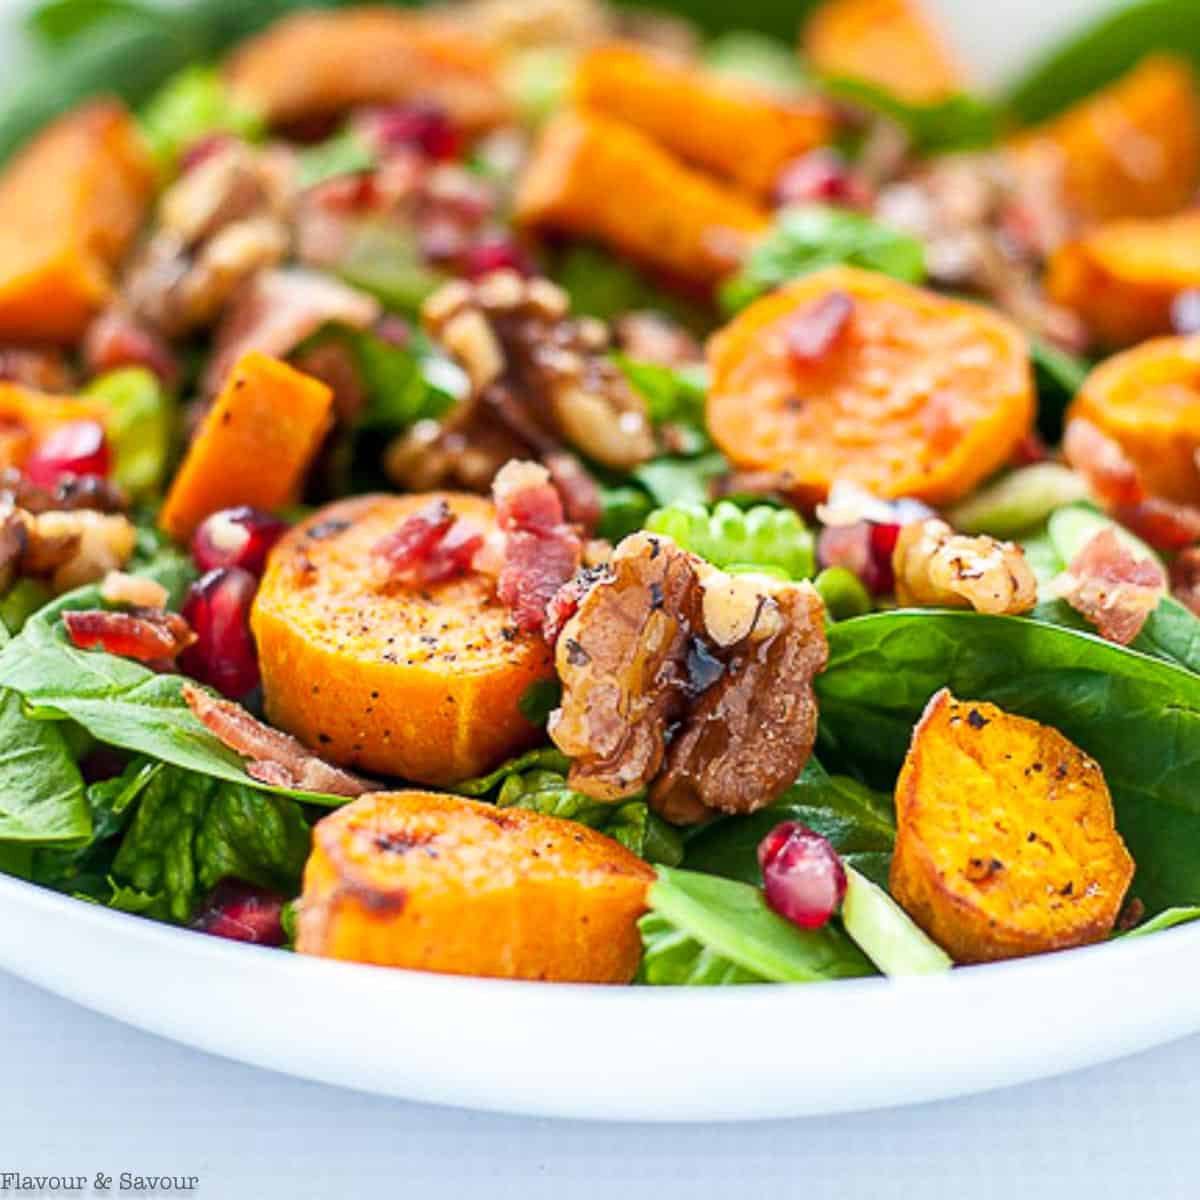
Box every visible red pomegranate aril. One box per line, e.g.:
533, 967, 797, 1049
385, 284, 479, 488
191, 506, 289, 577
758, 821, 847, 930
179, 566, 261, 700
193, 880, 287, 946
370, 103, 461, 162
774, 150, 873, 210
461, 235, 534, 280
24, 420, 110, 488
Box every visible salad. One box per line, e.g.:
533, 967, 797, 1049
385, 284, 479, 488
1, 0, 1199, 988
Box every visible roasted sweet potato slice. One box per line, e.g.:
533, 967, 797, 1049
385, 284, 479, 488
1047, 213, 1200, 348
890, 689, 1134, 963
1067, 336, 1200, 505
297, 790, 655, 981
1008, 56, 1200, 230
225, 7, 508, 133
0, 384, 109, 472
706, 266, 1034, 504
0, 100, 155, 344
252, 493, 554, 786
158, 352, 333, 542
515, 110, 768, 287
803, 0, 965, 104
574, 43, 833, 198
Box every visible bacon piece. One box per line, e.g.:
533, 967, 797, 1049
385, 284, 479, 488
544, 450, 602, 532
371, 498, 485, 585
182, 681, 375, 797
1112, 498, 1200, 553
83, 308, 180, 388
786, 290, 854, 365
492, 459, 582, 634
1171, 547, 1200, 617
63, 608, 195, 662
1054, 527, 1166, 645
204, 267, 380, 394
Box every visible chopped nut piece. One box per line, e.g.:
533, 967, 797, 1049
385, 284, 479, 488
99, 570, 170, 610
893, 517, 1038, 615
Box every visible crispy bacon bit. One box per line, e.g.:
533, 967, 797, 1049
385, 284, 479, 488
543, 569, 597, 647
492, 460, 582, 634
1053, 527, 1166, 645
1113, 498, 1200, 553
63, 608, 195, 663
1171, 547, 1200, 617
182, 681, 375, 797
787, 290, 855, 365
83, 308, 180, 388
371, 498, 485, 585
544, 450, 602, 531
893, 517, 1038, 615
549, 532, 828, 821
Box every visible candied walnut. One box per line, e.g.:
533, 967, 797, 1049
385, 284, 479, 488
0, 467, 127, 515
614, 310, 702, 368
549, 532, 828, 820
19, 509, 137, 593
1053, 527, 1165, 645
0, 506, 25, 592
99, 570, 169, 609
893, 517, 1037, 615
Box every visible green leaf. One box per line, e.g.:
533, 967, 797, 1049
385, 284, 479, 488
0, 578, 52, 635
518, 678, 561, 727
596, 484, 654, 542
86, 367, 176, 499
1121, 906, 1200, 939
1006, 0, 1200, 125
822, 77, 1001, 153
638, 867, 874, 985
720, 203, 925, 312
112, 761, 310, 924
26, 0, 151, 46
139, 63, 265, 172
1031, 337, 1090, 444
841, 865, 951, 975
0, 568, 346, 806
616, 357, 710, 443
632, 452, 729, 509
817, 609, 1200, 914
456, 746, 572, 796
702, 31, 810, 96
645, 500, 814, 579
684, 757, 895, 889
295, 125, 377, 191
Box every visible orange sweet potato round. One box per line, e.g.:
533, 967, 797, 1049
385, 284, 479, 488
252, 493, 554, 787
1046, 212, 1200, 347
890, 689, 1134, 964
706, 266, 1035, 504
225, 7, 507, 133
296, 790, 655, 982
1067, 335, 1200, 505
803, 0, 965, 104
0, 99, 155, 344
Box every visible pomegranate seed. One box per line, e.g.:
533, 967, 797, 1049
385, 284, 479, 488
774, 149, 873, 210
24, 420, 110, 488
179, 567, 261, 700
787, 290, 855, 365
461, 235, 534, 280
370, 104, 461, 161
192, 880, 286, 946
758, 821, 847, 930
191, 506, 289, 577
1172, 289, 1200, 336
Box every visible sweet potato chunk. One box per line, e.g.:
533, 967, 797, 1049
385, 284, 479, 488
574, 43, 833, 198
803, 0, 965, 104
225, 7, 507, 133
706, 266, 1034, 504
0, 384, 108, 472
252, 493, 554, 786
1067, 336, 1200, 505
297, 790, 654, 981
890, 689, 1134, 963
158, 352, 333, 542
1046, 213, 1200, 347
1008, 56, 1200, 229
0, 100, 155, 344
515, 110, 768, 287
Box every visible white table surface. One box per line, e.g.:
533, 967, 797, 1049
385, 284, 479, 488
2, 965, 1197, 1200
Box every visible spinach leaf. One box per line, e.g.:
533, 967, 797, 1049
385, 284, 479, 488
684, 758, 894, 888
821, 78, 1001, 153
721, 204, 925, 313
111, 760, 311, 923
632, 452, 728, 509
517, 678, 561, 727
456, 747, 571, 796
1121, 906, 1200, 939
1031, 337, 1090, 444
638, 867, 874, 985
596, 484, 654, 542
817, 609, 1200, 913
0, 569, 345, 806
1006, 0, 1200, 124
616, 357, 710, 450
295, 125, 377, 191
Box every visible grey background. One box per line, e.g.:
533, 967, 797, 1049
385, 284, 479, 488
2, 966, 1195, 1198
